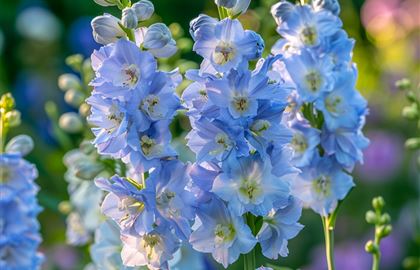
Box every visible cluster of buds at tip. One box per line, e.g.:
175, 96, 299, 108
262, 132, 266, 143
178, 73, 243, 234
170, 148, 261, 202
365, 196, 393, 254
0, 93, 21, 128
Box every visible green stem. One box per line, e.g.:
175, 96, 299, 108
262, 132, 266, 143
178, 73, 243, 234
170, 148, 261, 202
372, 214, 381, 270
244, 213, 256, 270
0, 109, 6, 153
322, 216, 336, 270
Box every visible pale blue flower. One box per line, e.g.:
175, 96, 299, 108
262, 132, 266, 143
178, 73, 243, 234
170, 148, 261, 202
141, 23, 177, 58
122, 121, 177, 173
95, 175, 156, 236
283, 49, 334, 102
186, 118, 249, 162
257, 196, 303, 259
321, 127, 370, 171
189, 196, 256, 268
291, 156, 354, 216
132, 0, 154, 21
271, 3, 342, 48
121, 226, 180, 269
90, 221, 139, 270
212, 154, 290, 216
290, 121, 321, 167
147, 160, 196, 240
91, 14, 126, 45
189, 14, 218, 42
315, 70, 367, 131
193, 18, 264, 72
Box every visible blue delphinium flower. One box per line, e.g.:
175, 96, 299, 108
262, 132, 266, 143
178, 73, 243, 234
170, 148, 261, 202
283, 49, 334, 103
121, 225, 180, 269
95, 175, 156, 236
212, 154, 290, 216
190, 196, 257, 268
291, 156, 354, 216
186, 118, 248, 163
92, 39, 157, 97
315, 70, 367, 131
271, 2, 342, 48
147, 160, 196, 240
321, 127, 369, 171
0, 153, 43, 269
193, 18, 264, 72
257, 196, 304, 259
289, 121, 321, 167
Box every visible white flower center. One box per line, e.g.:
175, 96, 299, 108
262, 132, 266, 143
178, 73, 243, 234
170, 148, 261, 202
251, 120, 271, 136
300, 26, 318, 46
214, 223, 236, 244
213, 41, 236, 65
140, 95, 162, 119
313, 175, 331, 197
291, 133, 308, 153
304, 71, 322, 93
120, 64, 140, 88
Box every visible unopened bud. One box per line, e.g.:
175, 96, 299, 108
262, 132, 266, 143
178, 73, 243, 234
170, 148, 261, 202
143, 23, 173, 49
132, 0, 154, 21
5, 135, 34, 156
65, 89, 85, 107
58, 201, 72, 214
5, 110, 21, 127
378, 225, 392, 238
215, 0, 237, 8
65, 54, 84, 71
79, 103, 91, 117
230, 0, 251, 16
405, 137, 420, 150
93, 0, 119, 7
75, 163, 104, 180
365, 240, 378, 254
312, 0, 341, 15
372, 196, 385, 211
365, 210, 377, 224
395, 78, 411, 90
122, 7, 138, 29
58, 74, 81, 92
0, 93, 15, 111
402, 104, 419, 120
91, 14, 126, 45
59, 112, 83, 133
380, 213, 391, 225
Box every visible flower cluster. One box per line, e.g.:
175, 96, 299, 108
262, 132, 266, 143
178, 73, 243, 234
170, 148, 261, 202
0, 94, 43, 269
87, 1, 204, 269
183, 2, 304, 267
270, 0, 369, 216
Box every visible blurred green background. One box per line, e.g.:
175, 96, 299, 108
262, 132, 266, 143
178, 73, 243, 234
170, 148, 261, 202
0, 0, 418, 269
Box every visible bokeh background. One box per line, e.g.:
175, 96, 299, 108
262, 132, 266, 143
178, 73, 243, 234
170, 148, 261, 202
0, 0, 419, 269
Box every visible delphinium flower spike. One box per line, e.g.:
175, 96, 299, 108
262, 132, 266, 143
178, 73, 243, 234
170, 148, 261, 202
0, 93, 44, 269
184, 1, 304, 269
86, 1, 200, 269
270, 0, 369, 269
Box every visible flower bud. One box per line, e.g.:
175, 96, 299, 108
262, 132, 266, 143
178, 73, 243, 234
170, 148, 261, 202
379, 213, 391, 225
65, 89, 85, 107
93, 0, 119, 6
215, 0, 237, 9
402, 104, 419, 120
75, 163, 104, 180
122, 7, 138, 29
378, 225, 392, 238
405, 137, 420, 150
365, 210, 377, 224
91, 14, 126, 45
58, 74, 81, 92
79, 103, 91, 117
5, 135, 34, 156
59, 112, 83, 133
395, 78, 412, 91
143, 23, 173, 49
372, 196, 385, 211
0, 93, 15, 111
65, 54, 84, 71
132, 0, 154, 21
5, 110, 21, 127
189, 14, 218, 41
365, 240, 378, 254
80, 140, 96, 155
58, 201, 72, 214
312, 0, 340, 15
230, 0, 251, 16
